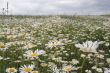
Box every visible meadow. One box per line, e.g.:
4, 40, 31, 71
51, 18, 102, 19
0, 15, 110, 73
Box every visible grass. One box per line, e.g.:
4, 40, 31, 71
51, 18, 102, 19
0, 15, 110, 73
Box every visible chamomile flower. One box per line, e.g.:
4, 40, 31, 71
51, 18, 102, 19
85, 70, 92, 73
19, 64, 34, 73
0, 42, 8, 51
7, 35, 17, 40
71, 59, 79, 65
24, 50, 45, 60
75, 41, 100, 53
107, 58, 110, 65
6, 67, 17, 73
23, 43, 36, 49
0, 56, 3, 60
104, 68, 110, 73
41, 63, 47, 67
18, 32, 30, 39
63, 65, 77, 72
46, 39, 63, 49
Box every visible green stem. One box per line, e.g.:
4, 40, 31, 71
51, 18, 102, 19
95, 57, 98, 73
81, 57, 86, 73
2, 51, 5, 73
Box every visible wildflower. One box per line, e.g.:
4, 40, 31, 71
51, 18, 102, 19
0, 56, 3, 60
96, 68, 103, 72
105, 42, 109, 46
24, 50, 45, 60
71, 59, 79, 65
19, 64, 34, 73
106, 58, 110, 65
104, 68, 110, 73
23, 43, 36, 49
75, 41, 100, 53
7, 35, 17, 40
41, 63, 47, 67
92, 66, 97, 70
85, 70, 92, 73
46, 39, 63, 49
0, 42, 8, 51
31, 71, 38, 73
18, 32, 30, 39
6, 67, 17, 73
63, 65, 76, 72
95, 54, 104, 59
81, 54, 86, 58
87, 54, 93, 58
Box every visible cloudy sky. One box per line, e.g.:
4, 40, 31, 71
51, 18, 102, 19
0, 0, 110, 15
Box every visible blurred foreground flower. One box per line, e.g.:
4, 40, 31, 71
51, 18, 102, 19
75, 41, 100, 53
104, 68, 110, 73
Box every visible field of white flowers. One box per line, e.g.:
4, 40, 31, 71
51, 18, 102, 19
0, 15, 110, 73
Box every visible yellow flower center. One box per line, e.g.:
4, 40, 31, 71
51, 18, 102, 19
65, 67, 72, 72
31, 53, 39, 57
9, 68, 15, 72
32, 71, 38, 73
51, 42, 56, 48
82, 48, 88, 52
82, 48, 93, 52
24, 68, 31, 72
0, 43, 5, 48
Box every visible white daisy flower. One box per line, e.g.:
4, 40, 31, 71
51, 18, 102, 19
75, 41, 100, 53
71, 59, 79, 65
7, 35, 17, 40
85, 70, 92, 73
19, 64, 34, 73
6, 67, 17, 73
18, 32, 30, 39
107, 58, 110, 65
23, 43, 36, 49
46, 39, 63, 49
37, 50, 46, 55
0, 56, 3, 60
0, 42, 8, 51
63, 65, 77, 72
24, 50, 45, 60
31, 71, 38, 73
104, 68, 110, 73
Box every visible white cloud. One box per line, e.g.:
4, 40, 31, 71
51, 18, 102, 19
0, 0, 110, 15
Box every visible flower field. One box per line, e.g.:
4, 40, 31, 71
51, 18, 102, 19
0, 15, 110, 73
